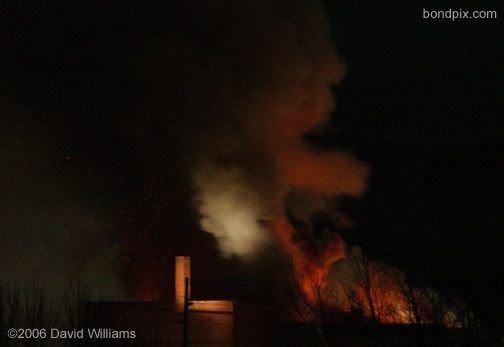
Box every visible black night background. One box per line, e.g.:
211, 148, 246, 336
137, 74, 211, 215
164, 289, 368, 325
1, 0, 502, 345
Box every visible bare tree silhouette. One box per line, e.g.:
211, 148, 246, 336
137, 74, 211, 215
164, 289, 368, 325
1, 284, 21, 346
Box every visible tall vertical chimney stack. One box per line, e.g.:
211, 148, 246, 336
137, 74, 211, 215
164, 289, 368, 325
175, 256, 191, 312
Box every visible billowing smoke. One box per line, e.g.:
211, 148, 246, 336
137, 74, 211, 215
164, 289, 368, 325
172, 2, 471, 327
193, 164, 274, 258
162, 0, 369, 297
0, 2, 473, 324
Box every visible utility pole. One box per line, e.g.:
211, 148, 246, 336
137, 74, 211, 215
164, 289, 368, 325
183, 276, 189, 347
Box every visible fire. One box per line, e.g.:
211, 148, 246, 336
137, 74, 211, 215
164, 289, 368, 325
349, 272, 411, 324
272, 216, 419, 324
271, 215, 344, 306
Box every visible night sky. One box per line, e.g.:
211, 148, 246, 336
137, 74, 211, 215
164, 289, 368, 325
1, 0, 503, 335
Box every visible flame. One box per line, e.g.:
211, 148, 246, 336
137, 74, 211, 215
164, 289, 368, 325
350, 272, 411, 324
271, 215, 344, 305
271, 217, 422, 324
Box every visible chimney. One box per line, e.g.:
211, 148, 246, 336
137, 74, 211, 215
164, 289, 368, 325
175, 256, 191, 312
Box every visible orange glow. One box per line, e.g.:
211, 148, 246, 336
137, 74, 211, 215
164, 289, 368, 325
271, 216, 417, 324
175, 256, 191, 311
191, 300, 234, 313
271, 215, 344, 306
351, 273, 411, 324
275, 147, 369, 196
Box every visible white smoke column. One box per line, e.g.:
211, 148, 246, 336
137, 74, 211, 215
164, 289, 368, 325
193, 164, 273, 258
